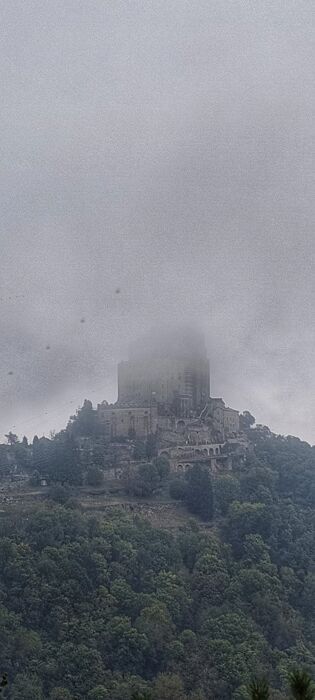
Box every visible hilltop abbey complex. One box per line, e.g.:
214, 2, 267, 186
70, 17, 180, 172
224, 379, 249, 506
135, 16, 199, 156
97, 327, 240, 447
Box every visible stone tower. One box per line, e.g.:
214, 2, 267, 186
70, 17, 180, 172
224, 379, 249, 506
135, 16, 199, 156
117, 326, 210, 418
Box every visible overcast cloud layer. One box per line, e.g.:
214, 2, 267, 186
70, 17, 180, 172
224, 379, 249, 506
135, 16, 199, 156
0, 0, 314, 443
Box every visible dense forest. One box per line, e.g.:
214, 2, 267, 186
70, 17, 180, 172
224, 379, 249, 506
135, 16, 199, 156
0, 424, 314, 698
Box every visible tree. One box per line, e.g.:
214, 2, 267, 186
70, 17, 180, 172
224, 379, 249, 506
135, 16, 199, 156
101, 616, 148, 674
243, 534, 271, 566
226, 501, 271, 555
86, 466, 104, 487
152, 673, 186, 700
87, 689, 109, 700
185, 464, 213, 520
134, 440, 147, 460
146, 433, 157, 459
136, 603, 173, 670
69, 399, 97, 437
48, 435, 83, 485
192, 552, 230, 605
240, 411, 256, 431
0, 447, 10, 479
247, 678, 270, 699
11, 441, 31, 471
169, 478, 187, 500
10, 673, 43, 699
155, 455, 170, 480
49, 689, 73, 700
91, 446, 105, 469
30, 470, 41, 486
214, 474, 240, 515
5, 431, 18, 445
288, 670, 315, 700
0, 673, 8, 696
128, 463, 159, 497
49, 484, 71, 503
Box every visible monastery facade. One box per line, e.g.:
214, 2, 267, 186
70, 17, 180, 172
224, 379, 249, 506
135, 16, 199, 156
97, 327, 240, 442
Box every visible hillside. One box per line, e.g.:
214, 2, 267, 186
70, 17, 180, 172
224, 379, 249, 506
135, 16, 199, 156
0, 425, 314, 698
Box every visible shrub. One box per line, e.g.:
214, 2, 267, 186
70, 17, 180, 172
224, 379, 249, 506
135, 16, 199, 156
169, 478, 187, 501
86, 466, 104, 487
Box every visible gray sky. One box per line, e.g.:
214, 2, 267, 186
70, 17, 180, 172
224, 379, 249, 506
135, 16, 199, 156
1, 0, 314, 443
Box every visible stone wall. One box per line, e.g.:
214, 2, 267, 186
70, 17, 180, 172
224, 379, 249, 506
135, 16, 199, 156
97, 403, 158, 439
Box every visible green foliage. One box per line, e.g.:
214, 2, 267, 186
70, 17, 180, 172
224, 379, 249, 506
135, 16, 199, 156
87, 688, 110, 700
0, 673, 8, 696
152, 673, 186, 699
32, 433, 83, 486
155, 455, 170, 480
146, 434, 158, 459
133, 440, 147, 461
288, 669, 315, 699
240, 411, 256, 431
86, 466, 104, 487
10, 673, 44, 699
5, 431, 18, 445
185, 464, 213, 520
30, 469, 41, 486
68, 399, 98, 438
247, 678, 270, 699
0, 446, 10, 479
49, 689, 74, 700
169, 477, 188, 500
214, 474, 240, 515
49, 484, 71, 503
127, 463, 160, 497
0, 426, 314, 699
226, 500, 271, 555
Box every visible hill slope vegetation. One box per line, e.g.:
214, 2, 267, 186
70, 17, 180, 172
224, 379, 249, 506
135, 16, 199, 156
0, 426, 314, 698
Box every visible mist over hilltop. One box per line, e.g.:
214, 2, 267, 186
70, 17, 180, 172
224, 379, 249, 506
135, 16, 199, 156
129, 325, 207, 361
0, 1, 314, 443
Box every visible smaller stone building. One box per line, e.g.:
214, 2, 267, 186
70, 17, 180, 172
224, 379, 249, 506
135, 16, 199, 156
201, 398, 240, 439
159, 442, 230, 475
223, 406, 240, 436
97, 402, 158, 439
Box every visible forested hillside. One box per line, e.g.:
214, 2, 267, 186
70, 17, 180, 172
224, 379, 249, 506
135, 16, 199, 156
0, 427, 314, 699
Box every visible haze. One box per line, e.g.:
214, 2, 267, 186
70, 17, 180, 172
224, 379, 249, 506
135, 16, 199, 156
1, 1, 314, 444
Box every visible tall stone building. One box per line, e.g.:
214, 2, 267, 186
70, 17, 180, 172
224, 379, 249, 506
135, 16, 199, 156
117, 327, 210, 418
